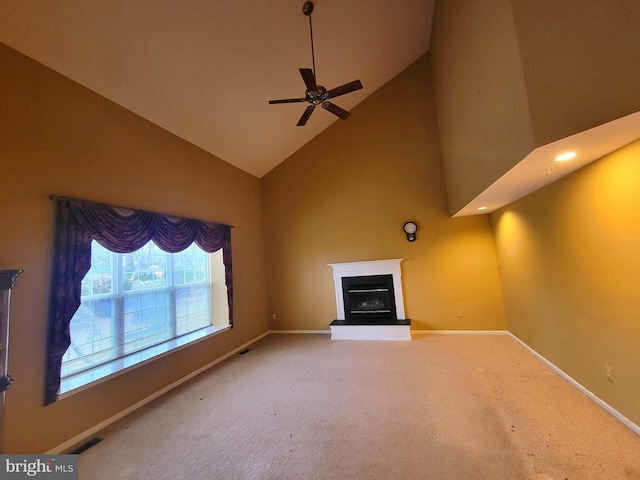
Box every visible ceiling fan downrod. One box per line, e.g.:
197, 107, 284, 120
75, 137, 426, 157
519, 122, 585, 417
303, 1, 316, 79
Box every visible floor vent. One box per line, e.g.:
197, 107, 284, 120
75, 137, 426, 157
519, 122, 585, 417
69, 437, 103, 455
239, 349, 251, 355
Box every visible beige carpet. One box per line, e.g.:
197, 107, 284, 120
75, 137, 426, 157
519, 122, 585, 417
77, 334, 640, 479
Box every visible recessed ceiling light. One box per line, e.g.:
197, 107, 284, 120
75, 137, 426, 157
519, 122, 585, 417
477, 206, 488, 211
554, 151, 577, 162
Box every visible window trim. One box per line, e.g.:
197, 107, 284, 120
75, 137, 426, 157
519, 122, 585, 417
59, 324, 230, 398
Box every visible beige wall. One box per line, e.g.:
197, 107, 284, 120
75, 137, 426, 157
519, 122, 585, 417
262, 54, 506, 332
429, 0, 535, 215
430, 0, 640, 215
492, 140, 640, 426
511, 0, 640, 147
0, 43, 268, 453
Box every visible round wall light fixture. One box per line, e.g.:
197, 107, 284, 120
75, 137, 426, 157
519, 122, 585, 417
403, 221, 418, 242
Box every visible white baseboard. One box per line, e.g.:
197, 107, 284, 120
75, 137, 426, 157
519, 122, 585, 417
411, 329, 508, 335
47, 331, 270, 454
508, 332, 640, 437
268, 329, 330, 334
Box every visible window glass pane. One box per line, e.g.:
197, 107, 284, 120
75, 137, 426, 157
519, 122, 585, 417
122, 242, 167, 292
173, 243, 208, 286
176, 285, 211, 336
62, 298, 117, 377
124, 290, 171, 354
175, 244, 210, 335
80, 243, 113, 296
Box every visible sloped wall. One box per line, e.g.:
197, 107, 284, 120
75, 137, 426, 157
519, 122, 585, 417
512, 0, 640, 147
429, 0, 535, 215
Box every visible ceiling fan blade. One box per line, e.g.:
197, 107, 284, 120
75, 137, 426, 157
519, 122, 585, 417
326, 80, 363, 99
269, 98, 307, 104
297, 104, 316, 126
299, 68, 318, 91
322, 101, 350, 120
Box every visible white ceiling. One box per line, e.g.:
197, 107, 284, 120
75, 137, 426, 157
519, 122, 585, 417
0, 0, 435, 178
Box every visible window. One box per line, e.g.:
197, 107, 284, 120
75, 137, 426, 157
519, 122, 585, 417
46, 196, 233, 404
61, 241, 219, 378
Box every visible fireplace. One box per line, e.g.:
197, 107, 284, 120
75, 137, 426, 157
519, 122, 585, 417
328, 259, 410, 341
342, 274, 397, 323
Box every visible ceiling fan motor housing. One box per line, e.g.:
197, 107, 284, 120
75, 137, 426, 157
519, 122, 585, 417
306, 86, 327, 104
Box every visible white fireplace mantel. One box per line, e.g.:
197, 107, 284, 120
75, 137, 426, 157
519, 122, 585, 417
328, 259, 406, 320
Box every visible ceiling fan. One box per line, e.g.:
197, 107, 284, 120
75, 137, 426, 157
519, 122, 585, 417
269, 1, 363, 126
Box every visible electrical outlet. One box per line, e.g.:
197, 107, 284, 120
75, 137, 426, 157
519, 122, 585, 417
272, 314, 276, 320
605, 365, 614, 383
458, 310, 464, 317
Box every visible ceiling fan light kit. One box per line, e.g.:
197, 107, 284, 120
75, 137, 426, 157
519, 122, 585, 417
269, 1, 363, 126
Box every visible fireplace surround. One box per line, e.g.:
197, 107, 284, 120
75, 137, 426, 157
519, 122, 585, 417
328, 259, 411, 341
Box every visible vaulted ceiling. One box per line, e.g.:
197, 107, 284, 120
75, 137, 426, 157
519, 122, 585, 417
0, 0, 435, 178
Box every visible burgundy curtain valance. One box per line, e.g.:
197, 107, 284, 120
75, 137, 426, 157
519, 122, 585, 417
66, 198, 231, 254
45, 196, 233, 405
